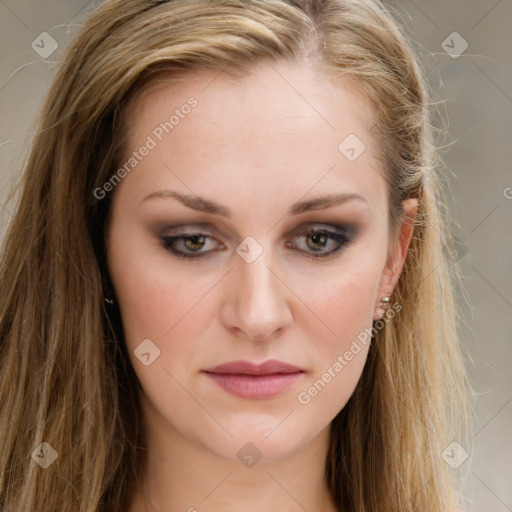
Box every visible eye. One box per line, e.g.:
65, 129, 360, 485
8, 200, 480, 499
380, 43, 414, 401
159, 232, 222, 259
159, 225, 355, 260
285, 226, 355, 259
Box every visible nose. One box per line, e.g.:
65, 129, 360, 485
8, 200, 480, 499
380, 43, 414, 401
220, 247, 293, 342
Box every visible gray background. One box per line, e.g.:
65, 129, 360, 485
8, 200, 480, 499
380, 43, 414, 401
1, 1, 511, 510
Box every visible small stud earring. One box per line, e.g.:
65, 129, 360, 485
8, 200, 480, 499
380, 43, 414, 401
104, 297, 114, 305
374, 291, 392, 320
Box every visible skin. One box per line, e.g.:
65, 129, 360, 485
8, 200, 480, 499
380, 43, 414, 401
106, 58, 417, 512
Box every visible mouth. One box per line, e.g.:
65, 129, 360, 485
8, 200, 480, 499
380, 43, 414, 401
202, 359, 305, 400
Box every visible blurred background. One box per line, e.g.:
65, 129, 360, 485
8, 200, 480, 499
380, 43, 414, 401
0, 1, 511, 510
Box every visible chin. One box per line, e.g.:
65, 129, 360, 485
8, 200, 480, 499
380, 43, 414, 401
199, 415, 319, 465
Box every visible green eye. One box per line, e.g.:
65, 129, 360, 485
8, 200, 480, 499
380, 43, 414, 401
159, 226, 355, 260
285, 228, 354, 258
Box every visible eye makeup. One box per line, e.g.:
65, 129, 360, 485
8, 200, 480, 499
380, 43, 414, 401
158, 223, 357, 261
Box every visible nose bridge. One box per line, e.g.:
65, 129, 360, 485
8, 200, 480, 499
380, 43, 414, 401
239, 249, 275, 300
228, 242, 291, 340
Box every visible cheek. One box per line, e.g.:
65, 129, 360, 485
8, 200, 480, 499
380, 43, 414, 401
291, 268, 380, 415
107, 245, 212, 413
107, 223, 211, 348
296, 265, 380, 353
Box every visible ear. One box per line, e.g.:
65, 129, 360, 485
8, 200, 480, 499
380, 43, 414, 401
374, 198, 418, 321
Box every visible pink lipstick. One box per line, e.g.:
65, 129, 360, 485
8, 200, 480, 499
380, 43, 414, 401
202, 359, 305, 400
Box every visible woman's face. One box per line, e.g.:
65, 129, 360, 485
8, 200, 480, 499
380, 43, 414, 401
106, 60, 415, 463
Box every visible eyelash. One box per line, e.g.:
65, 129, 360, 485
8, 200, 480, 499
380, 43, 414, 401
159, 226, 355, 260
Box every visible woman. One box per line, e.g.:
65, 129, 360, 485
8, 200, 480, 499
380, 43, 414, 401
0, 0, 474, 510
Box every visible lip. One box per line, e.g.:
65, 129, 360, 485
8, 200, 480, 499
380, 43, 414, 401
202, 359, 305, 399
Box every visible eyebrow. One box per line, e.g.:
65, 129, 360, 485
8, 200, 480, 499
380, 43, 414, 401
141, 190, 368, 218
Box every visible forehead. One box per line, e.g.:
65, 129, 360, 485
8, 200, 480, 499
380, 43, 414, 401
127, 60, 377, 136
118, 60, 384, 209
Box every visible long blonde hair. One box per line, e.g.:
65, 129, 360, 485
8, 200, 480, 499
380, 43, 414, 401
0, 0, 475, 510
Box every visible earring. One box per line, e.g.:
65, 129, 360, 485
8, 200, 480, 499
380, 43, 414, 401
104, 297, 114, 305
375, 290, 392, 320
